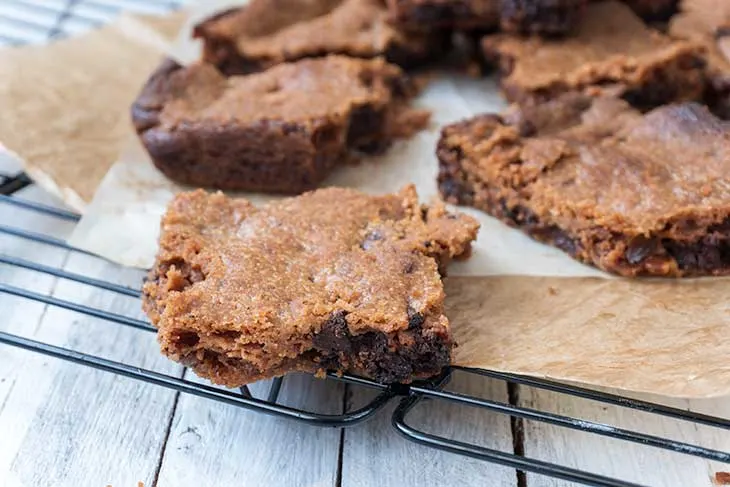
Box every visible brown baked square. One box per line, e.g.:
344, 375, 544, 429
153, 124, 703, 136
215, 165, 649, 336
482, 0, 706, 108
132, 55, 429, 194
437, 93, 730, 277
142, 186, 480, 387
670, 0, 730, 117
193, 0, 447, 75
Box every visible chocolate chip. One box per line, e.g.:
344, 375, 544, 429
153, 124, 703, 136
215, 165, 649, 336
709, 217, 730, 233
438, 176, 473, 204
553, 231, 577, 256
626, 236, 659, 264
517, 118, 537, 137
404, 260, 416, 274
716, 26, 730, 39
173, 330, 200, 348
500, 200, 540, 226
313, 311, 450, 384
313, 311, 352, 354
348, 105, 387, 153
666, 241, 724, 270
407, 312, 425, 330
662, 231, 730, 271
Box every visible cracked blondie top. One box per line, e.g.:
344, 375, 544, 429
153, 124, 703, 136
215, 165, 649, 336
438, 93, 730, 277
193, 0, 446, 75
132, 56, 429, 193
670, 0, 730, 117
483, 1, 706, 108
143, 186, 479, 386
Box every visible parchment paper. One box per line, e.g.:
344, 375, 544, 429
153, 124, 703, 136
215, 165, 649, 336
8, 3, 730, 397
0, 10, 187, 211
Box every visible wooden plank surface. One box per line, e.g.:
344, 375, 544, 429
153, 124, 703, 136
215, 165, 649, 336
155, 373, 344, 487
8, 245, 181, 487
0, 177, 76, 487
519, 385, 730, 486
0, 171, 183, 487
342, 370, 517, 487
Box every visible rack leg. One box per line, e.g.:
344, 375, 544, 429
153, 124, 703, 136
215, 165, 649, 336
267, 377, 284, 403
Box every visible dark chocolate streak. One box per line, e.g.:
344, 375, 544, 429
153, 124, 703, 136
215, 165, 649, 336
663, 219, 730, 271
437, 167, 730, 275
716, 26, 730, 39
500, 199, 730, 274
312, 311, 450, 383
637, 0, 677, 22
395, 0, 495, 29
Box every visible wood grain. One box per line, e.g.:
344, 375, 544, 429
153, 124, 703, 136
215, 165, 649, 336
0, 175, 181, 487
8, 249, 182, 487
341, 370, 517, 487
155, 373, 344, 487
0, 181, 75, 487
519, 385, 730, 486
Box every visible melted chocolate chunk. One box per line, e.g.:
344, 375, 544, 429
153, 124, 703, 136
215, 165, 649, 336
312, 310, 449, 383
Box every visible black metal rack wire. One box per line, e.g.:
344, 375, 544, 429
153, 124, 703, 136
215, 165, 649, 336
0, 0, 183, 46
1, 2, 730, 487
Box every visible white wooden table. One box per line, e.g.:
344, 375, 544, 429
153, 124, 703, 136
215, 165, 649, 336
2, 152, 730, 487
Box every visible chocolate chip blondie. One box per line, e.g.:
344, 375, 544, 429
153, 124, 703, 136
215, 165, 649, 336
143, 186, 479, 386
132, 55, 429, 193
670, 0, 730, 117
483, 1, 706, 108
438, 93, 730, 277
193, 0, 446, 75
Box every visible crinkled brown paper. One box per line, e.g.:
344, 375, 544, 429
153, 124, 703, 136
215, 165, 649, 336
0, 10, 187, 211
3, 2, 730, 397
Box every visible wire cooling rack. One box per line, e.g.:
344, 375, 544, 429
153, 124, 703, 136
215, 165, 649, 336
0, 0, 183, 45
2, 188, 730, 487
1, 2, 730, 487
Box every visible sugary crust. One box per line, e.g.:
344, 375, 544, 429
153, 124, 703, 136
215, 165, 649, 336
483, 1, 706, 108
131, 56, 429, 193
193, 0, 447, 75
437, 94, 730, 277
142, 186, 480, 386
